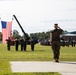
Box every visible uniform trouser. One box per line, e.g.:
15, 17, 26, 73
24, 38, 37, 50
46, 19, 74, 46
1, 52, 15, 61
21, 45, 23, 51
15, 45, 18, 51
31, 44, 34, 51
7, 45, 10, 51
51, 41, 60, 60
24, 45, 27, 51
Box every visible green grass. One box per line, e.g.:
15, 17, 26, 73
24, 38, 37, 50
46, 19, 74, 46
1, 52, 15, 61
0, 43, 76, 75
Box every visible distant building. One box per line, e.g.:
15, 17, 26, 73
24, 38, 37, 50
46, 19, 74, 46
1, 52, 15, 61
61, 33, 76, 40
61, 31, 76, 39
61, 32, 76, 46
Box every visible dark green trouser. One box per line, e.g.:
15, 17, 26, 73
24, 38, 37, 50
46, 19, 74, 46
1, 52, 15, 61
7, 44, 10, 51
51, 41, 60, 60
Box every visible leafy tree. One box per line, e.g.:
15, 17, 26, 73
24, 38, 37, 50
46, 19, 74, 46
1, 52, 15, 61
22, 33, 30, 40
30, 33, 39, 40
30, 31, 50, 41
12, 30, 21, 39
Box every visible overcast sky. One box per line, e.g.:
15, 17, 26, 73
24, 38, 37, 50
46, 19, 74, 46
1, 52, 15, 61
0, 0, 76, 35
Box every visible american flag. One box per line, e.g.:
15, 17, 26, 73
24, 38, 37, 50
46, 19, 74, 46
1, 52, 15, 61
1, 21, 12, 43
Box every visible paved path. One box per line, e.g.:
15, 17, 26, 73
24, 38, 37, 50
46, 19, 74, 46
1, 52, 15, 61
10, 61, 76, 75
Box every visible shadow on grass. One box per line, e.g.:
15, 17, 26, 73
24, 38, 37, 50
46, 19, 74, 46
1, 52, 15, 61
4, 72, 61, 75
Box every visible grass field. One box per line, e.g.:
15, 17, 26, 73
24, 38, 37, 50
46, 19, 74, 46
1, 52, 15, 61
0, 43, 76, 75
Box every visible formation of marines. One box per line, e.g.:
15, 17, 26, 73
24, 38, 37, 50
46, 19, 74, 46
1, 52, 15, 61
6, 37, 35, 51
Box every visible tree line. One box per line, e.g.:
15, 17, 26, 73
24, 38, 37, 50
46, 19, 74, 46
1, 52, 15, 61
0, 30, 68, 41
0, 30, 51, 41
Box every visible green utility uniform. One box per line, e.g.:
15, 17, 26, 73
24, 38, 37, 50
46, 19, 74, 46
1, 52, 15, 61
51, 28, 63, 62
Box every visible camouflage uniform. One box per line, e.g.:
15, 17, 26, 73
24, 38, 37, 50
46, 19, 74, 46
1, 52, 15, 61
51, 28, 63, 62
